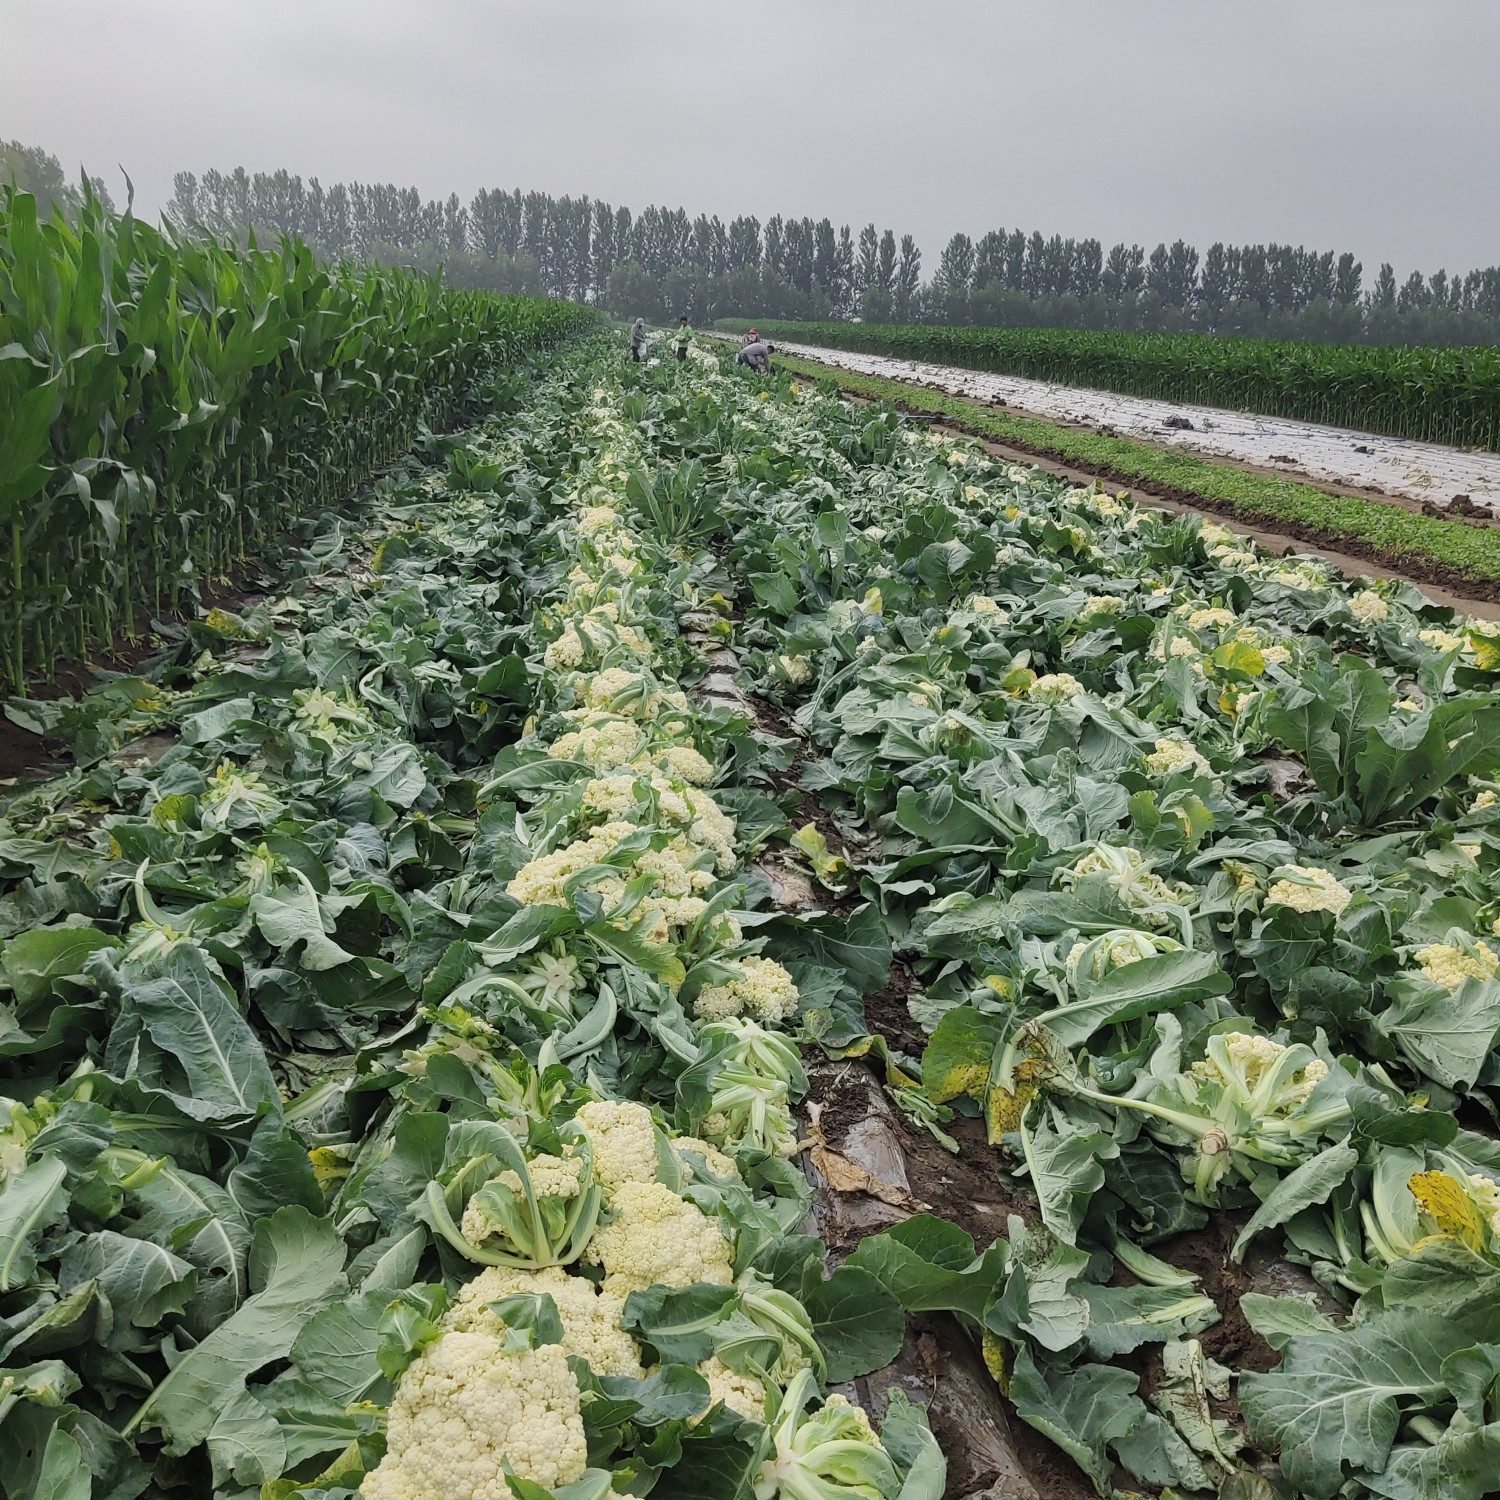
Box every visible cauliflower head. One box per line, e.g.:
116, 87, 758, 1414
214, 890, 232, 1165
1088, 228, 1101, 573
361, 1331, 586, 1500
583, 1180, 735, 1296
576, 1099, 660, 1194
446, 1264, 643, 1379
698, 1355, 767, 1423
692, 957, 801, 1025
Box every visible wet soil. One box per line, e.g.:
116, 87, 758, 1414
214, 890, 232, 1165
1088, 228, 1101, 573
811, 1058, 1032, 1255
1166, 1219, 1279, 1377
863, 961, 929, 1060
0, 573, 276, 783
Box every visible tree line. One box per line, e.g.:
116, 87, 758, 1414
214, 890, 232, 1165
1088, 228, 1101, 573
166, 165, 1500, 347
8, 141, 1497, 348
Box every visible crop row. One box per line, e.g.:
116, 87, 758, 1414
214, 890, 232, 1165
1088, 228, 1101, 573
719, 318, 1500, 451
0, 342, 952, 1499
775, 352, 1500, 588
0, 189, 594, 698
5, 334, 1500, 1498
686, 357, 1500, 1499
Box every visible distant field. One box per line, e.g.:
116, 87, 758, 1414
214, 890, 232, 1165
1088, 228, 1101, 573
718, 319, 1500, 450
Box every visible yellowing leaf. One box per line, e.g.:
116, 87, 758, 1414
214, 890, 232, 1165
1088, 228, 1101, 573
1211, 640, 1266, 678
787, 823, 851, 888
985, 1081, 1036, 1144
982, 1328, 1009, 1392
1409, 1170, 1487, 1250
308, 1147, 350, 1194
922, 1005, 1002, 1107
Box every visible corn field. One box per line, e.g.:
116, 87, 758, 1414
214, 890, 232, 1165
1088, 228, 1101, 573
725, 320, 1500, 451
0, 188, 593, 696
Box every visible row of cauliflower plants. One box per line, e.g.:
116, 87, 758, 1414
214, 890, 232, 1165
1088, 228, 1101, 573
596, 349, 1500, 1500
0, 344, 943, 1499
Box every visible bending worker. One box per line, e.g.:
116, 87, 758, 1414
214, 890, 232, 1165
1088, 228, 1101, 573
736, 338, 773, 374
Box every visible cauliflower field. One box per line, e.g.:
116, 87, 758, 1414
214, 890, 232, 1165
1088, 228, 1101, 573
2, 334, 1500, 1500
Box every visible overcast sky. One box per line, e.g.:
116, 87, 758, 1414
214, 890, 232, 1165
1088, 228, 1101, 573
6, 0, 1496, 277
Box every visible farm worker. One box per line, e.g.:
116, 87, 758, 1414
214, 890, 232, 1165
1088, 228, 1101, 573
741, 326, 760, 347
736, 339, 772, 374
629, 317, 647, 362
675, 316, 692, 362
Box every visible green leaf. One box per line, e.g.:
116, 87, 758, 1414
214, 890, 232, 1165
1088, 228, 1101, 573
1046, 948, 1229, 1047
0, 1154, 69, 1292
1019, 1105, 1116, 1246
588, 1365, 711, 1429
881, 1390, 947, 1500
801, 1266, 905, 1383
1239, 1294, 1339, 1351
256, 1375, 384, 1472
1231, 1141, 1359, 1261
252, 883, 354, 971
31, 1423, 91, 1500
622, 1283, 738, 1365
1372, 1419, 1500, 1500
110, 945, 280, 1120
126, 1206, 347, 1452
376, 1284, 450, 1381
179, 696, 257, 746
986, 1218, 1090, 1353
1239, 1309, 1484, 1498
291, 1291, 392, 1404
206, 1385, 287, 1490
1382, 977, 1500, 1089
0, 926, 118, 1011
845, 1215, 1007, 1321
1008, 1347, 1143, 1494
475, 903, 579, 964
1077, 1283, 1219, 1358
489, 1292, 564, 1352
57, 1230, 196, 1338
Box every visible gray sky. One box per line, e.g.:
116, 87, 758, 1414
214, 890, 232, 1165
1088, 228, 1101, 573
6, 0, 1497, 277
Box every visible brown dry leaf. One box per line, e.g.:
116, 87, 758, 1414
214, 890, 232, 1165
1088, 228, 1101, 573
805, 1104, 918, 1209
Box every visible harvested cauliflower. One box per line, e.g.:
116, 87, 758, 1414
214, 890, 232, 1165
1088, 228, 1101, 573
1413, 935, 1499, 991
671, 1135, 741, 1183
699, 1355, 766, 1422
361, 1332, 585, 1500
446, 1265, 643, 1379
576, 1099, 659, 1193
584, 1180, 735, 1296
460, 1155, 584, 1247
1143, 738, 1211, 778
1264, 865, 1352, 916
692, 957, 800, 1024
